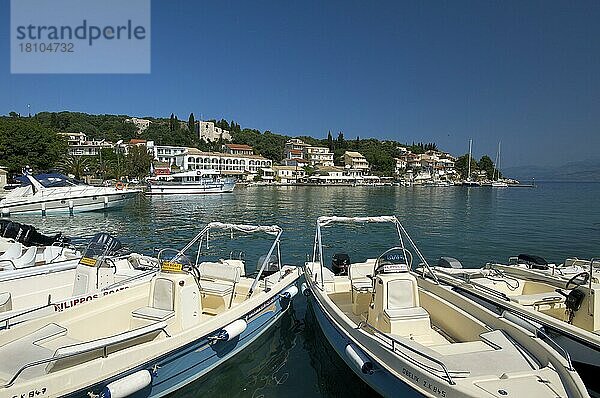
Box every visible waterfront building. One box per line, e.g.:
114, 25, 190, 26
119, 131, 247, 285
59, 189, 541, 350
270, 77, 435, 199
304, 146, 334, 167
394, 157, 407, 175
272, 165, 306, 184
343, 151, 369, 176
125, 117, 151, 132
223, 143, 253, 156
284, 138, 309, 159
282, 157, 308, 168
152, 145, 187, 165
58, 132, 114, 156
309, 166, 353, 184
196, 120, 232, 142
174, 148, 272, 181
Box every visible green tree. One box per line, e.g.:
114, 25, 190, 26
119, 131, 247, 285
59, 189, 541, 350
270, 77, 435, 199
188, 113, 195, 133
60, 155, 89, 180
327, 131, 333, 150
478, 155, 495, 180
455, 154, 478, 180
126, 146, 153, 179
169, 113, 175, 131
0, 117, 66, 173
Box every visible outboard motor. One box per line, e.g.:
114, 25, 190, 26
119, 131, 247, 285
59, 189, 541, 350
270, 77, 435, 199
83, 233, 123, 259
257, 254, 279, 277
0, 220, 68, 246
518, 254, 548, 270
437, 257, 463, 269
332, 253, 350, 276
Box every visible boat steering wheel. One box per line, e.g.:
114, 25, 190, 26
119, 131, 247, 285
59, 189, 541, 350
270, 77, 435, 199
374, 247, 412, 275
556, 271, 589, 298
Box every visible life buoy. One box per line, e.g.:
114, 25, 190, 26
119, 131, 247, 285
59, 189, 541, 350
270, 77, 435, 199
115, 182, 125, 190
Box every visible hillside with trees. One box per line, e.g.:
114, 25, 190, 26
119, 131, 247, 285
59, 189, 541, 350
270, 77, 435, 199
1, 110, 499, 180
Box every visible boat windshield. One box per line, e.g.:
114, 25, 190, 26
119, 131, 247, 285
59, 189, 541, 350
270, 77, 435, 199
16, 173, 80, 188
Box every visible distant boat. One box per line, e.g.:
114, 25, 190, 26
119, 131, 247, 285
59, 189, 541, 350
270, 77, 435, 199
0, 173, 140, 216
462, 139, 480, 186
491, 142, 508, 187
146, 170, 235, 195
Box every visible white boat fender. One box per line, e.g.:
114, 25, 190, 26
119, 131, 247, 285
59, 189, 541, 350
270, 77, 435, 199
101, 369, 152, 398
301, 282, 311, 296
345, 343, 374, 374
279, 285, 298, 300
215, 319, 247, 341
502, 310, 544, 335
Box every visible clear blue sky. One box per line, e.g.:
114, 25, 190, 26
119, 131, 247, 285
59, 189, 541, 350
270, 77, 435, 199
2, 0, 599, 167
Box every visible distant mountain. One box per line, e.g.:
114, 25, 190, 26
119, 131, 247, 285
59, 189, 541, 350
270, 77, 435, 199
503, 159, 600, 182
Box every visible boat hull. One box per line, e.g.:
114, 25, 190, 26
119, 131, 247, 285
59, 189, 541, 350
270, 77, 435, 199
307, 296, 425, 398
0, 192, 138, 216
146, 182, 235, 195
455, 286, 600, 395
60, 279, 298, 398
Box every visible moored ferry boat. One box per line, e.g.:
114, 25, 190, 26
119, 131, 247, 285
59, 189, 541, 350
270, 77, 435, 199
146, 170, 235, 195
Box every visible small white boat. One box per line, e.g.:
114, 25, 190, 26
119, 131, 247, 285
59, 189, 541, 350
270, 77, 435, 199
0, 233, 158, 328
303, 216, 588, 398
146, 170, 235, 195
0, 173, 140, 216
433, 257, 600, 395
0, 222, 300, 397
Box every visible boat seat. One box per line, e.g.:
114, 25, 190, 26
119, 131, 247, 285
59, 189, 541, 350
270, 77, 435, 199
219, 259, 245, 276
46, 322, 167, 373
384, 307, 429, 320
0, 292, 11, 312
0, 242, 22, 261
509, 292, 565, 306
351, 279, 372, 291
198, 262, 240, 296
0, 323, 67, 381
132, 278, 175, 322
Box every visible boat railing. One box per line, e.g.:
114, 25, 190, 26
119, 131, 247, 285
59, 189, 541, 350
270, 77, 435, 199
0, 297, 54, 330
357, 321, 456, 385
2, 325, 170, 388
102, 268, 158, 291
435, 267, 511, 301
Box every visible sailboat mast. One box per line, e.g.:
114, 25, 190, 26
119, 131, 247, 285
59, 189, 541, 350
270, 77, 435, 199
467, 139, 472, 181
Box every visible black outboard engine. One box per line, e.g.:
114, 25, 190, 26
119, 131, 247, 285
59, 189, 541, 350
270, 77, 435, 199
518, 254, 548, 270
0, 220, 69, 246
257, 254, 279, 277
332, 253, 350, 276
83, 233, 123, 259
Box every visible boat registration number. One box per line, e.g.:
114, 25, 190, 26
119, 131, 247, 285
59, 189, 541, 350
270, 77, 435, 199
161, 261, 183, 273
79, 257, 97, 266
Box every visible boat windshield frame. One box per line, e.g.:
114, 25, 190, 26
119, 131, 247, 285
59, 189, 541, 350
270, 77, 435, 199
168, 222, 284, 296
311, 216, 439, 287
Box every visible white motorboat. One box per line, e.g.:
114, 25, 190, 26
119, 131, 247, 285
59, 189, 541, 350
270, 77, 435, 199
433, 258, 600, 395
146, 170, 236, 195
0, 173, 140, 216
500, 254, 600, 281
303, 216, 588, 398
0, 222, 301, 398
0, 233, 158, 328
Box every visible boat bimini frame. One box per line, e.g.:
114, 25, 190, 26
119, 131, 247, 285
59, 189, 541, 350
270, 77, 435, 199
311, 215, 440, 288
162, 222, 285, 297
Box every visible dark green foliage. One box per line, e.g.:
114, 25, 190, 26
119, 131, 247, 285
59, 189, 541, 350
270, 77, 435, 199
33, 112, 137, 142
188, 113, 195, 133
477, 155, 496, 180
126, 146, 153, 179
0, 117, 67, 174
455, 154, 478, 179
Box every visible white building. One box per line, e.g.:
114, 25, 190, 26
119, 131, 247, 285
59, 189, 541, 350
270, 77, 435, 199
272, 165, 306, 184
284, 138, 309, 159
153, 145, 187, 165
304, 146, 334, 167
223, 144, 253, 156
174, 148, 272, 180
125, 117, 151, 132
197, 121, 232, 142
58, 132, 114, 156
343, 151, 369, 176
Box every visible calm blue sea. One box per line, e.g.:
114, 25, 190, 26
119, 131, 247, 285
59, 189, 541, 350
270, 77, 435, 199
10, 183, 600, 397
